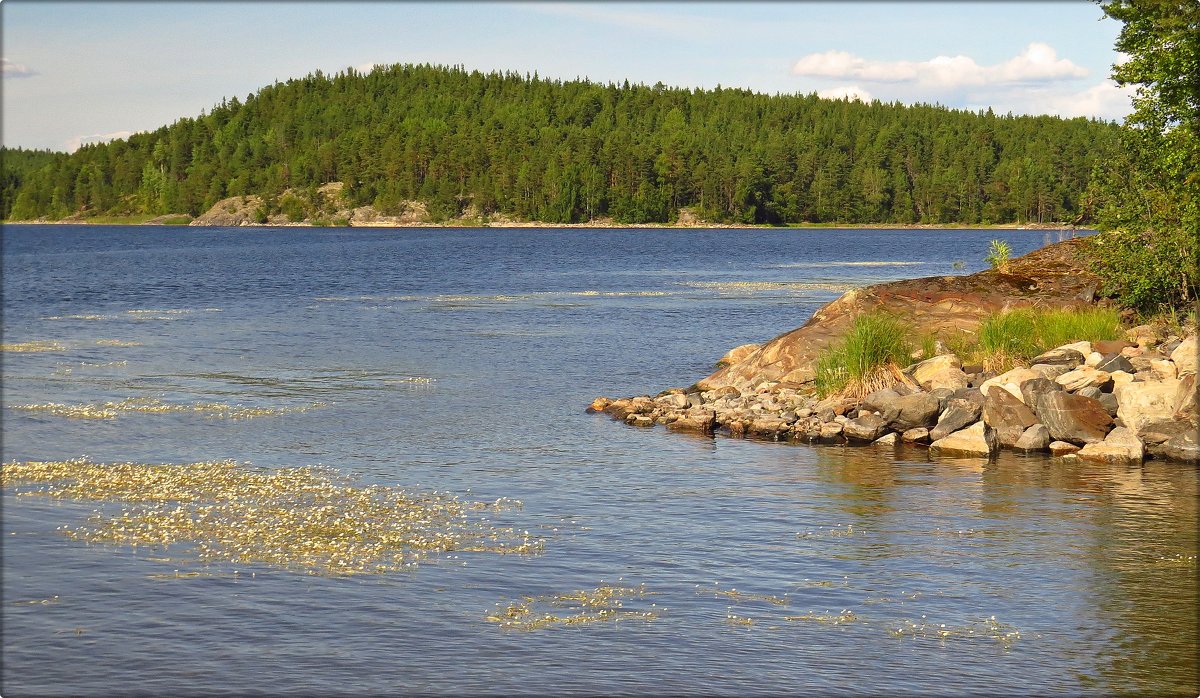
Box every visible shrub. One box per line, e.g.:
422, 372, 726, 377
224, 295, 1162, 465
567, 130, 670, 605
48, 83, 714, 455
814, 312, 912, 398
985, 239, 1012, 272
970, 306, 1124, 371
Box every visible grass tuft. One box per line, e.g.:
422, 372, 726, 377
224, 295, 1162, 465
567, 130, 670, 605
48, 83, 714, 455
814, 312, 912, 398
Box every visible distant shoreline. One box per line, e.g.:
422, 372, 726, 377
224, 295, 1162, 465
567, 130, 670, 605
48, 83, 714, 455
1, 217, 1087, 231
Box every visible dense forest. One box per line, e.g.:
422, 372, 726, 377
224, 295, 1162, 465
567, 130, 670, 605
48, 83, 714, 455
2, 63, 1120, 225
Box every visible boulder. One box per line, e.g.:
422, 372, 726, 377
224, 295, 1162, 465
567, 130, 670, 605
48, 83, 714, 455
1029, 348, 1086, 368
1013, 424, 1051, 452
922, 367, 972, 392
589, 397, 611, 413
982, 388, 1040, 447
1029, 363, 1073, 380
861, 388, 902, 415
1049, 440, 1081, 457
980, 367, 1041, 400
1035, 391, 1114, 445
1020, 377, 1062, 408
873, 432, 899, 447
1059, 341, 1094, 356
930, 396, 984, 442
1055, 367, 1112, 393
1157, 431, 1199, 463
1084, 351, 1105, 368
910, 354, 961, 380
1175, 373, 1197, 419
1170, 335, 1197, 376
1125, 324, 1158, 347
1098, 393, 1119, 417
1150, 359, 1177, 380
748, 416, 791, 439
666, 408, 717, 434
716, 343, 761, 368
819, 422, 845, 443
1077, 426, 1145, 463
901, 427, 931, 444
884, 392, 942, 431
1095, 354, 1135, 374
1093, 339, 1132, 355
929, 421, 997, 458
843, 413, 890, 442
657, 392, 689, 409
1114, 378, 1183, 435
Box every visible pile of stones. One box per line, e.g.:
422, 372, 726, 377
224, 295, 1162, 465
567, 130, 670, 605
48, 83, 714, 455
590, 327, 1197, 464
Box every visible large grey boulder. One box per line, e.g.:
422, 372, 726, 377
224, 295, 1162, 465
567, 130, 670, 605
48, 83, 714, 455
929, 421, 997, 458
1035, 391, 1113, 445
1095, 354, 1135, 374
982, 388, 1040, 447
1077, 426, 1145, 463
930, 396, 983, 442
1114, 378, 1183, 435
1030, 348, 1086, 368
1020, 377, 1062, 408
843, 413, 889, 442
1012, 424, 1051, 452
884, 392, 942, 432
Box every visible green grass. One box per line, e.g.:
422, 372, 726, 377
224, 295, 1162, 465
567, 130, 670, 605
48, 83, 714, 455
814, 312, 913, 398
968, 306, 1123, 371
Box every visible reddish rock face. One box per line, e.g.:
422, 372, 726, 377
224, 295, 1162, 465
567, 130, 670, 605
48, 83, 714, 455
1035, 392, 1114, 445
697, 239, 1103, 392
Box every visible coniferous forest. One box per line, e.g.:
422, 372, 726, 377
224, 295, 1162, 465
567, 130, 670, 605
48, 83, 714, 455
1, 63, 1120, 225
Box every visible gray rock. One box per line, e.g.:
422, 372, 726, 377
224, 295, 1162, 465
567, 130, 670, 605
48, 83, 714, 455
929, 421, 997, 458
901, 427, 931, 444
1114, 378, 1183, 435
1030, 348, 1086, 368
983, 388, 1040, 447
1095, 354, 1135, 374
1021, 377, 1062, 408
1035, 391, 1114, 445
1013, 424, 1051, 452
843, 413, 890, 442
861, 388, 902, 415
1098, 392, 1119, 416
819, 421, 845, 443
1077, 426, 1144, 463
1049, 440, 1081, 456
1029, 363, 1072, 380
930, 397, 983, 441
666, 408, 717, 434
885, 392, 942, 431
1077, 386, 1103, 400
1157, 431, 1199, 463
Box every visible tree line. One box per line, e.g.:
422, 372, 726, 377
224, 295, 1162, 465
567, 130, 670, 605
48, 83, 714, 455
2, 63, 1120, 225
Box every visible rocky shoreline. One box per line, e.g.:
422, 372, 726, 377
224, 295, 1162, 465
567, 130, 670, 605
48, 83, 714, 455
590, 241, 1199, 464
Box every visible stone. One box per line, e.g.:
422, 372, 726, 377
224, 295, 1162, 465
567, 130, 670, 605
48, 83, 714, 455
667, 408, 717, 434
1170, 335, 1197, 376
842, 413, 890, 442
1020, 377, 1061, 408
1158, 431, 1200, 463
980, 367, 1041, 399
1055, 367, 1112, 393
873, 432, 899, 447
922, 367, 972, 392
1029, 363, 1072, 380
1035, 391, 1114, 445
1084, 351, 1105, 368
910, 354, 962, 389
1093, 339, 1132, 355
884, 392, 942, 432
1013, 424, 1051, 452
1109, 370, 1134, 387
1114, 378, 1183, 435
901, 427, 931, 444
861, 388, 902, 415
588, 397, 611, 413
626, 414, 654, 427
1077, 426, 1144, 463
1125, 324, 1158, 347
1175, 374, 1197, 419
1128, 353, 1165, 373
716, 343, 761, 368
1098, 393, 1119, 417
657, 392, 689, 409
930, 397, 984, 442
1077, 386, 1103, 400
1049, 440, 1081, 456
929, 421, 997, 458
1095, 354, 1134, 375
1150, 359, 1177, 380
748, 416, 791, 439
819, 422, 845, 443
1059, 341, 1093, 356
1029, 348, 1086, 368
982, 387, 1040, 447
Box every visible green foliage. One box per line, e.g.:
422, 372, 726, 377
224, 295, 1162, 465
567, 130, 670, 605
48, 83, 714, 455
4, 64, 1117, 224
984, 239, 1012, 272
1085, 1, 1200, 314
814, 313, 912, 397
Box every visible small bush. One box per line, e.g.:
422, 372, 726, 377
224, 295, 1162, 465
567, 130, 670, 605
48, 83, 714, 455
814, 312, 912, 398
985, 239, 1012, 272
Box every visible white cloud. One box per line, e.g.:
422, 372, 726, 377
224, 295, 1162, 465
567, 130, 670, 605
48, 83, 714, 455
65, 130, 135, 153
793, 42, 1087, 89
817, 85, 872, 102
1001, 80, 1135, 121
2, 58, 36, 79
355, 63, 380, 74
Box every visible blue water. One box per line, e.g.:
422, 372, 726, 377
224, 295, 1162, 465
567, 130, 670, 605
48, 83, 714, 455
2, 225, 1196, 696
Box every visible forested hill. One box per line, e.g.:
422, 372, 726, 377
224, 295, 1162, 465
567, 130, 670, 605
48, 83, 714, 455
3, 63, 1120, 225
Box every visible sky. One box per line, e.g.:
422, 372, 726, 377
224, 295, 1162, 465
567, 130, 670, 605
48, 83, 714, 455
2, 1, 1133, 153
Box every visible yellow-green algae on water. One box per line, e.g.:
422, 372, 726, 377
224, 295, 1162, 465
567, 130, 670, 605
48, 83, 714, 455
9, 397, 325, 420
486, 583, 660, 630
1, 457, 541, 576
2, 340, 68, 353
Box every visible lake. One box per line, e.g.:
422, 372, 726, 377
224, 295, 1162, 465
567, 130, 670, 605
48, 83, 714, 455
2, 224, 1196, 696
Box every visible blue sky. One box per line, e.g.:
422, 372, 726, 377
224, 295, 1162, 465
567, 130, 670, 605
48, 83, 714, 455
2, 1, 1130, 153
